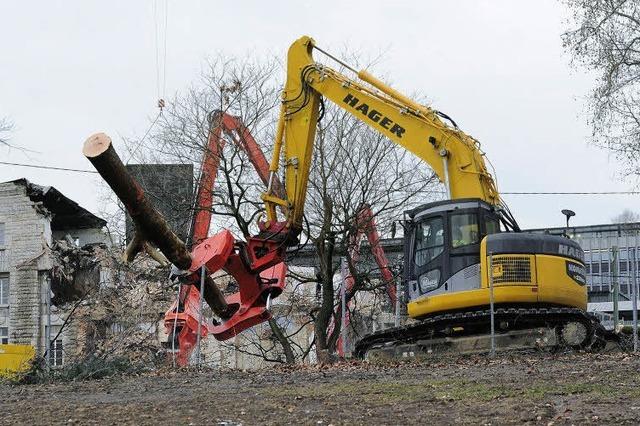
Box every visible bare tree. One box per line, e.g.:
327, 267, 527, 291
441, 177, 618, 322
612, 208, 640, 223
563, 1, 640, 174
137, 56, 280, 237
116, 56, 302, 363
305, 101, 439, 361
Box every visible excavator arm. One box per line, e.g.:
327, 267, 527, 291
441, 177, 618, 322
192, 111, 286, 245
345, 204, 397, 305
333, 204, 398, 357
86, 36, 596, 357
261, 36, 500, 238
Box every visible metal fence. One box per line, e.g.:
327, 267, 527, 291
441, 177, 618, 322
577, 231, 639, 351
578, 233, 640, 300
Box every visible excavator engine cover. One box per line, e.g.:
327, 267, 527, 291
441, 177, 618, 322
189, 230, 287, 340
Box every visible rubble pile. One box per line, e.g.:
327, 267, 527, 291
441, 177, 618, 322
94, 327, 165, 365
49, 237, 106, 305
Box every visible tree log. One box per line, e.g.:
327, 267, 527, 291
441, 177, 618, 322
83, 133, 231, 318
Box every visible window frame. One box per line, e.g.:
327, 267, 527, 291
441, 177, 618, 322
484, 215, 501, 236
0, 326, 8, 344
0, 274, 8, 306
413, 215, 445, 267
450, 212, 481, 249
49, 338, 64, 367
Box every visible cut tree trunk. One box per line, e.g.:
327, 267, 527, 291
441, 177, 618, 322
83, 132, 231, 318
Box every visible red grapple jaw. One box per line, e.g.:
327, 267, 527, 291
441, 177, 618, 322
163, 286, 209, 367
190, 230, 287, 341
210, 262, 286, 340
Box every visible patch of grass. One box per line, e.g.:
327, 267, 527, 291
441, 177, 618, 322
266, 381, 428, 403
264, 377, 638, 405
265, 379, 517, 403
16, 355, 152, 384
438, 382, 515, 401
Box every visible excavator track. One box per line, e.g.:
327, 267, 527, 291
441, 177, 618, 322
354, 307, 609, 359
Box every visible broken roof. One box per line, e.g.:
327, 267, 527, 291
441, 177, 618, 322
4, 178, 107, 230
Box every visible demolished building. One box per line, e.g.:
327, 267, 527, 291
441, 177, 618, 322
0, 178, 109, 366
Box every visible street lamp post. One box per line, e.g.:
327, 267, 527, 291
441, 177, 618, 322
561, 209, 576, 230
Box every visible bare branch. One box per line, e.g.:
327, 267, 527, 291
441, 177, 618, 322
563, 0, 640, 177
0, 117, 14, 148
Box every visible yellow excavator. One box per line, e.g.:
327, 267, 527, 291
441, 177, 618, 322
252, 36, 600, 356
87, 35, 604, 357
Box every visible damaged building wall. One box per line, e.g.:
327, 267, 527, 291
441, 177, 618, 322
0, 174, 398, 368
0, 181, 51, 349
0, 179, 108, 365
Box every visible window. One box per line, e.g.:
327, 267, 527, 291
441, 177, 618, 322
110, 323, 125, 334
451, 213, 480, 248
48, 337, 63, 367
414, 217, 444, 267
49, 339, 63, 366
0, 327, 7, 344
485, 217, 500, 235
0, 274, 8, 306
0, 222, 4, 246
47, 326, 64, 366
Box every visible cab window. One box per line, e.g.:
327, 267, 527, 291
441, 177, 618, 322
451, 213, 479, 248
414, 217, 444, 267
485, 216, 500, 235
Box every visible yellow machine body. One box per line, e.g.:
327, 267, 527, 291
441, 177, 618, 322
408, 237, 587, 319
0, 344, 35, 378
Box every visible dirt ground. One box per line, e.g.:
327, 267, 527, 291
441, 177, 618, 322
3, 351, 640, 425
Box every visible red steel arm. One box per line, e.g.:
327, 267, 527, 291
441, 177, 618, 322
335, 204, 397, 356
191, 119, 225, 244
165, 111, 285, 366
357, 205, 397, 305
343, 204, 397, 304
191, 112, 285, 244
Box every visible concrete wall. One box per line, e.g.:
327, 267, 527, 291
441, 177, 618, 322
52, 227, 109, 247
0, 182, 50, 349
0, 181, 106, 363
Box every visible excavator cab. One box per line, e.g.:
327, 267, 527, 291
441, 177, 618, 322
403, 199, 501, 308
402, 198, 588, 323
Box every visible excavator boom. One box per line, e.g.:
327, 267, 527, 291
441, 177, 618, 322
192, 111, 285, 244
346, 205, 397, 305
262, 36, 500, 235
333, 203, 398, 356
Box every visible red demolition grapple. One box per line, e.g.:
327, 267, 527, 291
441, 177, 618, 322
164, 229, 287, 362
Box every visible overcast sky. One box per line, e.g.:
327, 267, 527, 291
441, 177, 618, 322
1, 0, 637, 230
